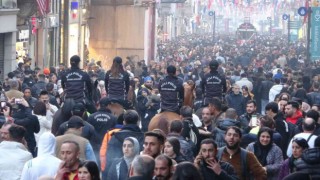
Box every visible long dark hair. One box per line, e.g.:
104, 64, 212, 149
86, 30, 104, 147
253, 127, 274, 166
289, 138, 309, 172
33, 101, 47, 116
78, 161, 101, 180
166, 137, 181, 156
110, 56, 124, 77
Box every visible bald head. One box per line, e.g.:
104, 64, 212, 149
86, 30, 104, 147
130, 155, 155, 179
303, 117, 316, 132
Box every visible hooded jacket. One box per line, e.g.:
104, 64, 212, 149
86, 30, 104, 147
33, 114, 52, 146
13, 106, 40, 157
104, 124, 144, 178
21, 132, 61, 180
269, 84, 283, 102
286, 110, 303, 125
213, 119, 241, 148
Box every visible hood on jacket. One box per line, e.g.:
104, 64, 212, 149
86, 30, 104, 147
217, 118, 241, 130
271, 84, 283, 92
114, 124, 143, 142
38, 132, 56, 156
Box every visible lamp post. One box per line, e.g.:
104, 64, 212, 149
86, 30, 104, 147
267, 16, 272, 36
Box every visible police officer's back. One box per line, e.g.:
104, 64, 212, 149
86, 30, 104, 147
201, 60, 226, 105
105, 57, 130, 101
61, 55, 92, 104
158, 65, 184, 114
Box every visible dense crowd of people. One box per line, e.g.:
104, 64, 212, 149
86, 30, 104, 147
0, 33, 320, 180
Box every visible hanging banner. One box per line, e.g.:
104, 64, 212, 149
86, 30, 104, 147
310, 7, 320, 61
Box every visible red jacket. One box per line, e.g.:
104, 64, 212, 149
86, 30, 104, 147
286, 110, 303, 124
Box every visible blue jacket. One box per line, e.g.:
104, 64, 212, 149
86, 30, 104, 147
225, 92, 245, 116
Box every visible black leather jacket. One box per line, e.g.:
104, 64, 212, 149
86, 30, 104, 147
158, 75, 184, 112
61, 67, 92, 102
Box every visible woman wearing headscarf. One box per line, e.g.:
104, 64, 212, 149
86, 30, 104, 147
246, 127, 283, 180
278, 137, 309, 180
107, 137, 140, 180
105, 56, 130, 103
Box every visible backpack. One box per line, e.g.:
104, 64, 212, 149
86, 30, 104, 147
217, 147, 248, 178
186, 120, 198, 145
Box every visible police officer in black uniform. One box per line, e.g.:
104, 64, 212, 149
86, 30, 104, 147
61, 55, 95, 113
86, 97, 117, 158
105, 56, 130, 107
201, 60, 227, 105
158, 65, 184, 114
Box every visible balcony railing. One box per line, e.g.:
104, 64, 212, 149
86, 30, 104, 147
0, 0, 17, 9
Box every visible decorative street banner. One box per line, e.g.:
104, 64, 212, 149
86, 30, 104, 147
311, 7, 320, 61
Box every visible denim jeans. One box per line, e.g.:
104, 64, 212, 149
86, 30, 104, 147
261, 99, 269, 115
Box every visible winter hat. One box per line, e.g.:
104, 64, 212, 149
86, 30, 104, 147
144, 76, 152, 82
43, 68, 50, 75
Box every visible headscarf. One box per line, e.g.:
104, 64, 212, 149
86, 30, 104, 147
119, 137, 140, 179
253, 127, 274, 166
124, 137, 140, 156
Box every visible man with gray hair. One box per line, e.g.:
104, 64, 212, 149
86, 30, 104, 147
129, 155, 155, 180
5, 79, 24, 99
